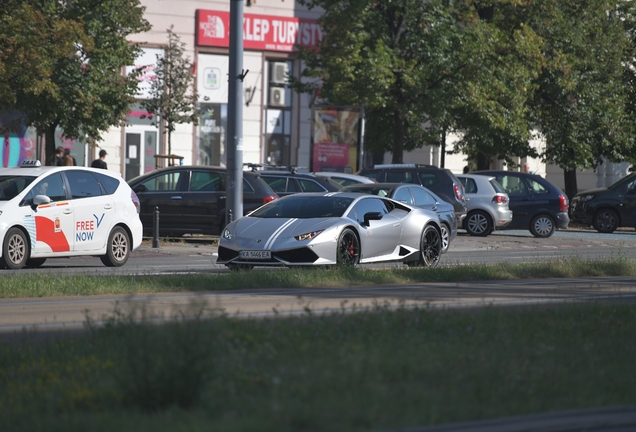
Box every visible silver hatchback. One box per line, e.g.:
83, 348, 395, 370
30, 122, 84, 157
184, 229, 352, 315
457, 174, 513, 236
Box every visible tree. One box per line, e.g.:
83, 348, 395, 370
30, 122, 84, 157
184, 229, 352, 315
1, 0, 151, 165
293, 0, 542, 165
519, 0, 636, 198
141, 26, 201, 158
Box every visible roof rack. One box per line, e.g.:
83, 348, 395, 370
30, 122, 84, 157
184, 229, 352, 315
373, 163, 438, 169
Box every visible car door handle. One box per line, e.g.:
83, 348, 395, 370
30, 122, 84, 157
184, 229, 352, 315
170, 196, 183, 200
63, 208, 72, 214
104, 204, 113, 210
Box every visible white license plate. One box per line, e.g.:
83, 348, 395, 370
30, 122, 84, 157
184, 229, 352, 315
239, 250, 271, 260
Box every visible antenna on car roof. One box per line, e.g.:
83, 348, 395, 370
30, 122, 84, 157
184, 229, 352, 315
288, 166, 307, 174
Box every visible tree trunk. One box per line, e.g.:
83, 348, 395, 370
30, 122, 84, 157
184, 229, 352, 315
476, 152, 491, 171
44, 123, 58, 166
563, 168, 578, 200
391, 109, 405, 164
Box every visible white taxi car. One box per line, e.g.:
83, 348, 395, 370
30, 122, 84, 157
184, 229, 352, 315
0, 160, 143, 269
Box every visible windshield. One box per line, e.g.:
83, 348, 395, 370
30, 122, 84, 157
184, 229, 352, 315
250, 195, 353, 218
0, 176, 36, 201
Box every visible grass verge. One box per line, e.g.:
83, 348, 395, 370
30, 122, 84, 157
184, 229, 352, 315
1, 255, 636, 298
1, 302, 636, 431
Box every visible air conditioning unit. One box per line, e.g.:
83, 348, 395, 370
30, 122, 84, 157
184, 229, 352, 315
269, 87, 286, 107
271, 62, 288, 84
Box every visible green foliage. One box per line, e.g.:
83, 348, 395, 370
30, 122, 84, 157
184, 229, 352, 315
2, 303, 636, 430
0, 0, 150, 164
141, 26, 201, 156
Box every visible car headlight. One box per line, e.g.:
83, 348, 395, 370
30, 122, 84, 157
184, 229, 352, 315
294, 230, 324, 241
580, 195, 594, 202
222, 229, 233, 240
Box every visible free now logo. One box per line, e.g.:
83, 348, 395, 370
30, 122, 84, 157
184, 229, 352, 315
75, 213, 105, 242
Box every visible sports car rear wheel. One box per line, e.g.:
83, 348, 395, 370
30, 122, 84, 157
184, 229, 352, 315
411, 225, 441, 267
337, 228, 360, 267
440, 223, 450, 253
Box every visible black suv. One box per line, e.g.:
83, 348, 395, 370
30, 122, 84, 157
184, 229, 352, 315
474, 170, 569, 238
245, 164, 342, 197
128, 166, 278, 236
357, 164, 467, 221
570, 172, 636, 233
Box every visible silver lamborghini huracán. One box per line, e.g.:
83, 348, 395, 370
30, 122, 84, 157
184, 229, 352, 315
216, 192, 443, 270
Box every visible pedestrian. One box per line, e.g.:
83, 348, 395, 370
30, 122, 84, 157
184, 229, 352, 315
463, 165, 470, 174
523, 163, 531, 173
91, 149, 108, 169
55, 147, 65, 166
62, 148, 76, 166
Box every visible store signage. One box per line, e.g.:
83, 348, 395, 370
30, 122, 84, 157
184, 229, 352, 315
196, 10, 322, 52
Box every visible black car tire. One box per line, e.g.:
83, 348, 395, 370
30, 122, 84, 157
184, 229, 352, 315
593, 209, 619, 233
407, 225, 441, 267
100, 227, 131, 267
529, 214, 555, 238
440, 223, 450, 253
337, 228, 360, 267
465, 210, 493, 237
1, 227, 29, 270
25, 258, 47, 268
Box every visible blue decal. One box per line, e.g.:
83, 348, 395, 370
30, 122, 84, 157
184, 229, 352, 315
93, 213, 105, 228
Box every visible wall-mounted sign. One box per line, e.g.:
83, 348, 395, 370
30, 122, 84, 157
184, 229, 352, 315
196, 10, 322, 52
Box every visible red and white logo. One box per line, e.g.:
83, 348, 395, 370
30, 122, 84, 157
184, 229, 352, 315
200, 15, 225, 39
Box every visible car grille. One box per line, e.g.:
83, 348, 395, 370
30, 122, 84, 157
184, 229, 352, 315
274, 247, 319, 263
218, 246, 239, 261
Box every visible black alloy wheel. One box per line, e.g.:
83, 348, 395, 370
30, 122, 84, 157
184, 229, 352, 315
337, 228, 360, 267
593, 209, 619, 233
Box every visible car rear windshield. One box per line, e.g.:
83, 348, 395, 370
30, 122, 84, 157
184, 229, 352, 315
489, 179, 506, 194
0, 176, 36, 201
250, 195, 353, 219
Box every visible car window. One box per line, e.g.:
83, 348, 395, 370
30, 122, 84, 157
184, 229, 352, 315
527, 179, 548, 194
0, 176, 35, 201
462, 178, 478, 194
410, 187, 433, 205
190, 170, 224, 192
94, 172, 120, 194
243, 177, 256, 193
393, 187, 412, 204
347, 197, 389, 224
138, 171, 183, 192
250, 196, 353, 218
360, 170, 383, 182
417, 172, 439, 188
262, 176, 298, 193
298, 178, 326, 192
489, 179, 505, 194
26, 173, 67, 204
386, 170, 414, 183
496, 175, 529, 196
65, 171, 103, 199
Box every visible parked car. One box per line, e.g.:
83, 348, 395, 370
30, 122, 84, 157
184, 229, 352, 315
473, 171, 569, 237
570, 172, 636, 233
0, 160, 143, 269
357, 164, 467, 223
313, 172, 376, 187
127, 166, 278, 237
254, 166, 342, 197
217, 192, 443, 270
456, 173, 513, 236
341, 182, 456, 253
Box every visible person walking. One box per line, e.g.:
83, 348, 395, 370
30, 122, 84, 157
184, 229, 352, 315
91, 149, 108, 169
55, 147, 65, 166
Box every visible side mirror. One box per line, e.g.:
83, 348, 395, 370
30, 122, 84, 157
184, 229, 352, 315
363, 211, 383, 227
134, 185, 147, 193
33, 195, 51, 205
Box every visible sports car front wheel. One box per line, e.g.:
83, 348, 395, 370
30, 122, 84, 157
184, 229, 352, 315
408, 225, 441, 268
337, 228, 360, 267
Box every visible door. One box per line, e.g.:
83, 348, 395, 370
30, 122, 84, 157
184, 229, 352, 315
493, 174, 533, 229
27, 174, 75, 255
131, 169, 187, 234
180, 169, 225, 234
63, 170, 116, 251
125, 132, 141, 181
349, 197, 401, 258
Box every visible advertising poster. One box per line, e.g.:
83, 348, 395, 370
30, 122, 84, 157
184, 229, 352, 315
312, 107, 362, 173
198, 103, 226, 166
0, 110, 37, 167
